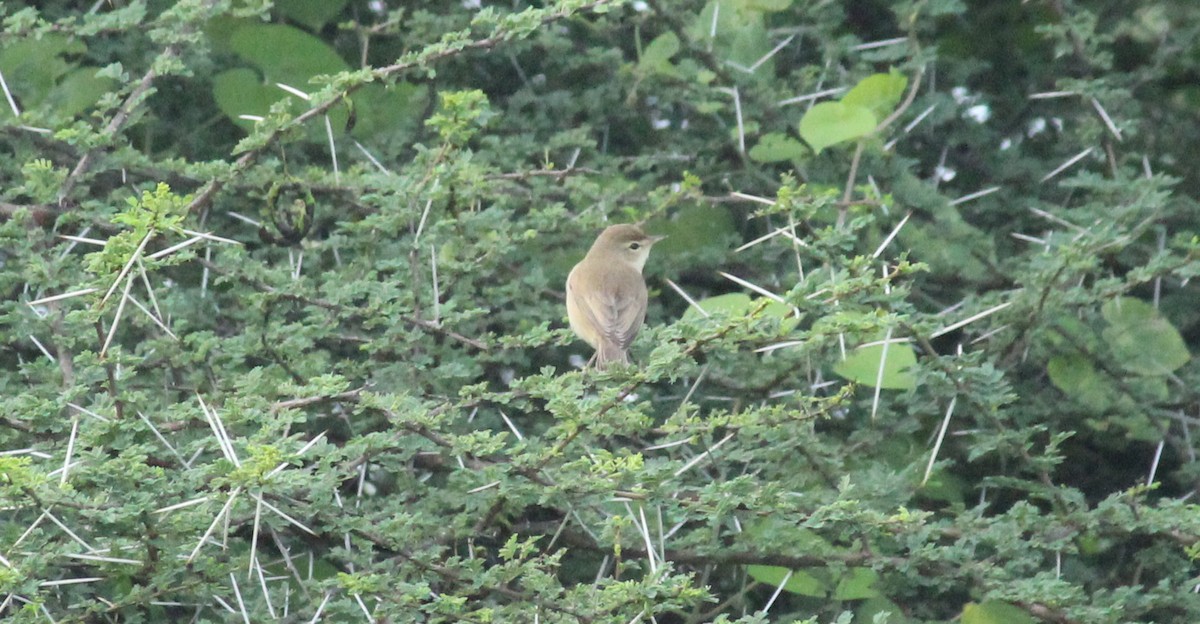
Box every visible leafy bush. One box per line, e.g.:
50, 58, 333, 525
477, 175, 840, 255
3, 1, 1200, 622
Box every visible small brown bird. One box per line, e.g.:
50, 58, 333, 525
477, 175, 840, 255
566, 224, 665, 368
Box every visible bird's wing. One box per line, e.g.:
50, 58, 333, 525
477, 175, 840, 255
568, 266, 648, 351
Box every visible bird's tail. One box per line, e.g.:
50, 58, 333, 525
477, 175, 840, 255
594, 341, 630, 369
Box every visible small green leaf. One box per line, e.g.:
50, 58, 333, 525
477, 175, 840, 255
833, 567, 879, 600
799, 101, 876, 153
44, 68, 115, 119
212, 68, 286, 130
1047, 354, 1112, 411
682, 293, 753, 321
275, 0, 349, 31
842, 71, 908, 120
638, 31, 681, 77
647, 204, 736, 259
1101, 297, 1190, 375
747, 0, 793, 10
727, 21, 773, 72
961, 601, 1036, 624
749, 132, 807, 162
746, 565, 827, 597
833, 341, 917, 389
349, 82, 427, 140
760, 299, 802, 332
857, 597, 910, 624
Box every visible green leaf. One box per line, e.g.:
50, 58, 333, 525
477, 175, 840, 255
761, 299, 802, 332
349, 82, 428, 140
841, 71, 908, 120
749, 132, 807, 162
213, 24, 351, 132
799, 101, 876, 153
682, 293, 752, 321
746, 565, 826, 597
638, 31, 681, 77
691, 2, 763, 46
747, 0, 794, 10
857, 597, 910, 624
833, 341, 917, 389
1100, 297, 1190, 375
961, 601, 1036, 624
919, 469, 968, 504
212, 68, 287, 130
727, 21, 773, 72
229, 24, 349, 83
44, 68, 115, 119
833, 567, 880, 600
647, 203, 736, 258
276, 0, 349, 31
1047, 354, 1112, 411
0, 35, 112, 120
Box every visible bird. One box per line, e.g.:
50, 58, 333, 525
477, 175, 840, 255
566, 223, 665, 368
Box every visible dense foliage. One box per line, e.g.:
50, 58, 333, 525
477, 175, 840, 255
3, 0, 1200, 622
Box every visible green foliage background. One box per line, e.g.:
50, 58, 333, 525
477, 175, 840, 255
3, 0, 1200, 622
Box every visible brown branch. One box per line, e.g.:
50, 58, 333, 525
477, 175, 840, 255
0, 201, 59, 226
270, 386, 371, 414
57, 47, 178, 204
94, 321, 126, 420
487, 166, 600, 181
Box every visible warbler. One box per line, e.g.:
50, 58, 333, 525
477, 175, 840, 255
566, 224, 665, 368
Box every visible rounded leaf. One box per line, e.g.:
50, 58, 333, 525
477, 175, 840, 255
1101, 297, 1190, 375
746, 565, 826, 597
799, 101, 876, 153
749, 132, 807, 162
833, 340, 917, 389
230, 24, 349, 83
276, 0, 349, 31
961, 601, 1036, 624
842, 71, 908, 120
681, 293, 752, 321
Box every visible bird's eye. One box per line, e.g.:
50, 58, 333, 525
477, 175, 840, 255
629, 242, 641, 250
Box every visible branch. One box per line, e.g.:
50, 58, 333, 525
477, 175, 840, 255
0, 201, 59, 225
57, 47, 178, 203
270, 386, 371, 414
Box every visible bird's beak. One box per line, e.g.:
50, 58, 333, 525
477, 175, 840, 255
649, 235, 667, 244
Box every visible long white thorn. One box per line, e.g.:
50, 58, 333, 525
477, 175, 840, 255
59, 417, 80, 486
763, 569, 793, 613
230, 573, 251, 624
869, 326, 893, 420
249, 497, 262, 579
187, 487, 242, 562
930, 301, 1013, 338
718, 271, 786, 304
949, 186, 1001, 206
1041, 147, 1094, 182
100, 273, 136, 356
872, 212, 912, 258
664, 279, 707, 317
27, 288, 98, 307
100, 232, 152, 307
324, 115, 339, 185
673, 433, 735, 477
923, 396, 957, 486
